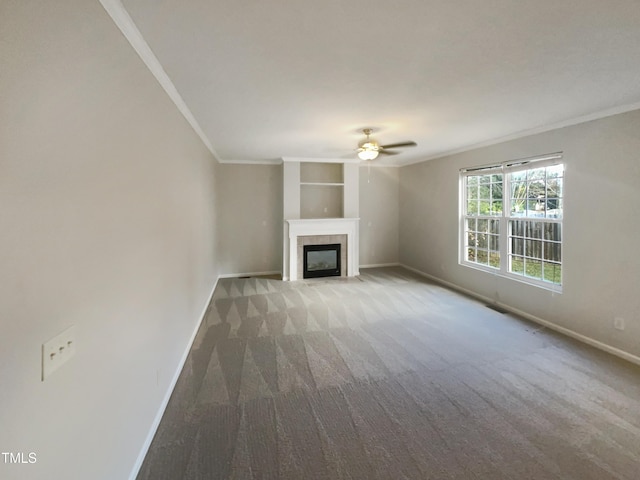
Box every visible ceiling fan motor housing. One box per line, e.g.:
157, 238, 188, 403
358, 128, 379, 151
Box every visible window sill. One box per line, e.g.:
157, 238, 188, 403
459, 261, 563, 294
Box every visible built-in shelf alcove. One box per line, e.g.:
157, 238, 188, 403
300, 162, 344, 218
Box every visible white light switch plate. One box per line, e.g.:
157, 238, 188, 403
42, 326, 76, 381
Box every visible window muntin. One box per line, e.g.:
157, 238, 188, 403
461, 155, 563, 290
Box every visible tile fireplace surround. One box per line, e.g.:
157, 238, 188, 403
284, 218, 359, 281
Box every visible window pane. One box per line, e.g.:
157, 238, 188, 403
467, 185, 478, 200
477, 233, 488, 249
527, 198, 547, 217
491, 200, 503, 215
510, 220, 524, 237
525, 239, 542, 258
545, 197, 560, 209
477, 219, 488, 232
511, 182, 526, 214
546, 178, 562, 199
479, 201, 492, 215
491, 182, 503, 199
547, 164, 563, 179
466, 218, 477, 231
511, 171, 526, 183
479, 175, 491, 184
477, 250, 488, 265
489, 234, 499, 251
544, 242, 561, 262
543, 262, 561, 283
525, 258, 542, 279
511, 237, 524, 256
527, 182, 545, 201
553, 198, 563, 219
511, 256, 524, 274
544, 223, 561, 241
528, 167, 545, 182
467, 248, 476, 262
467, 200, 478, 215
528, 222, 543, 239
489, 219, 500, 235
489, 252, 500, 268
553, 177, 563, 197
545, 198, 561, 218
467, 232, 476, 247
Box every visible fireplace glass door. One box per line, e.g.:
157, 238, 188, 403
303, 244, 341, 278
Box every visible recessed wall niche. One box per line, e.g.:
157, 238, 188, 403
300, 162, 344, 219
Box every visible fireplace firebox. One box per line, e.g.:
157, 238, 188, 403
303, 244, 341, 279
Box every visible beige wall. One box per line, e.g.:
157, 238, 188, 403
400, 109, 640, 359
300, 184, 344, 218
219, 163, 400, 276
216, 164, 283, 275
359, 166, 400, 266
0, 1, 219, 479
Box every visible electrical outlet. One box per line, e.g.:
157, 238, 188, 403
42, 326, 76, 381
614, 317, 625, 331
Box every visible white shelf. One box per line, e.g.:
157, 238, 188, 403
300, 182, 344, 186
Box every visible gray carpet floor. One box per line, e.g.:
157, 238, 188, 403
137, 267, 640, 479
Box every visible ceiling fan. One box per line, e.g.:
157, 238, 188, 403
357, 128, 417, 161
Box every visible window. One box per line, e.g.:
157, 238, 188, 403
460, 154, 564, 290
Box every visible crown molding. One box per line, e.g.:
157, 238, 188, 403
217, 157, 402, 167
218, 158, 283, 165
359, 162, 402, 168
281, 157, 362, 164
99, 0, 219, 162
399, 100, 640, 167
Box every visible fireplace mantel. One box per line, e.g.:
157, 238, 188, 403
285, 218, 359, 281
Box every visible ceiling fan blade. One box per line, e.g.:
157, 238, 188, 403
380, 141, 417, 149
378, 150, 400, 156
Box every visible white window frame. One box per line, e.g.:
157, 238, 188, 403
459, 153, 564, 292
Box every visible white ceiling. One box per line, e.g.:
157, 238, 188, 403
115, 0, 640, 166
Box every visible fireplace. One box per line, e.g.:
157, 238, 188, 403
285, 218, 358, 281
303, 244, 341, 279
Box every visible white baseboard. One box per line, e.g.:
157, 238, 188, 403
128, 276, 219, 480
360, 262, 401, 269
218, 270, 281, 279
400, 264, 640, 367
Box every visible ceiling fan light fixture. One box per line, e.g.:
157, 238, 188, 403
357, 148, 379, 161
357, 129, 379, 160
